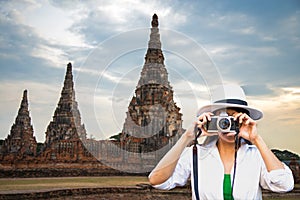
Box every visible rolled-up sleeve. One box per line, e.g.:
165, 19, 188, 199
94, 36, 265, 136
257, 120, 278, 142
260, 163, 294, 192
150, 147, 192, 190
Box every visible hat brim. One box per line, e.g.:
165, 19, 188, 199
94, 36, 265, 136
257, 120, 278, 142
197, 103, 263, 120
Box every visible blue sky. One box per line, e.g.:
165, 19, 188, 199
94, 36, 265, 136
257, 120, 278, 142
0, 0, 299, 154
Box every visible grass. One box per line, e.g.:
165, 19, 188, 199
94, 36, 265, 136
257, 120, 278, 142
0, 176, 149, 192
1, 177, 299, 200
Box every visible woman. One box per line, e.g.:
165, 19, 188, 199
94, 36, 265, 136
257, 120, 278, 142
148, 84, 294, 200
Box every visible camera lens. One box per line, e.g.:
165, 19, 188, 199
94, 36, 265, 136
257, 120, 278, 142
218, 118, 230, 130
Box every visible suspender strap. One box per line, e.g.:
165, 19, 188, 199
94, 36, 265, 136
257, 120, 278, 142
193, 127, 201, 200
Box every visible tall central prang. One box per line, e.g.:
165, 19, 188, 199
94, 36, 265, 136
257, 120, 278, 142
120, 14, 184, 153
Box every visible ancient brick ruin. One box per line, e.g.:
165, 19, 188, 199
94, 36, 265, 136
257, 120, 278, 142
120, 13, 184, 153
0, 90, 37, 161
0, 14, 184, 176
0, 14, 298, 182
40, 63, 96, 163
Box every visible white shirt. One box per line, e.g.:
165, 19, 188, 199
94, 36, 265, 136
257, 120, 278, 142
151, 139, 294, 200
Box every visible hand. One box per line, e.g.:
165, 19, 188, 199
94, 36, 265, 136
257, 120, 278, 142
183, 112, 215, 143
195, 112, 215, 137
234, 113, 285, 171
234, 113, 258, 144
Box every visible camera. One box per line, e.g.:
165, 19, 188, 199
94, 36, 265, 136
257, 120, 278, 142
205, 112, 239, 133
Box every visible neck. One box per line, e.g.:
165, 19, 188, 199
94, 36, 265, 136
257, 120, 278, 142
217, 139, 236, 174
217, 139, 235, 155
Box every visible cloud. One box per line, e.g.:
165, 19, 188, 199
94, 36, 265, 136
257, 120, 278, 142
49, 0, 188, 45
31, 44, 68, 67
247, 85, 300, 146
232, 26, 256, 35
279, 11, 300, 49
0, 0, 94, 84
204, 36, 299, 94
242, 84, 275, 97
0, 0, 299, 154
0, 10, 40, 57
0, 80, 62, 142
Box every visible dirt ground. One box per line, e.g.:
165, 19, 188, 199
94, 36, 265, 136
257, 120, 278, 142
61, 193, 190, 200
0, 177, 299, 200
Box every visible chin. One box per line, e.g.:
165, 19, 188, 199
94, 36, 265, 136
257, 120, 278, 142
219, 133, 235, 143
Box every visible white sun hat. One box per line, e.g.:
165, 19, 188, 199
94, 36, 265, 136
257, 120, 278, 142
197, 84, 263, 120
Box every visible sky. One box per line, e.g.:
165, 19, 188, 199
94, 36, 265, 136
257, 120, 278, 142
0, 0, 299, 155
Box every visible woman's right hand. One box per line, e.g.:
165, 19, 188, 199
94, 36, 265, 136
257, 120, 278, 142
183, 112, 215, 142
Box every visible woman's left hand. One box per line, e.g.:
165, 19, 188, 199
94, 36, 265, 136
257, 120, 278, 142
234, 113, 258, 144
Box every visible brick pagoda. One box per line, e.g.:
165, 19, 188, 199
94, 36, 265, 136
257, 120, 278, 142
0, 90, 37, 160
41, 63, 94, 162
120, 14, 184, 153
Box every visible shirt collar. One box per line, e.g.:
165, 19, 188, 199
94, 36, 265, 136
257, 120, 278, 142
199, 136, 254, 163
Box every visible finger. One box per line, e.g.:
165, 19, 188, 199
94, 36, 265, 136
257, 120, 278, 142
239, 113, 249, 124
204, 112, 214, 123
245, 118, 252, 125
198, 112, 213, 120
241, 114, 255, 125
197, 120, 206, 131
197, 112, 213, 124
234, 112, 243, 121
195, 117, 204, 130
206, 112, 214, 121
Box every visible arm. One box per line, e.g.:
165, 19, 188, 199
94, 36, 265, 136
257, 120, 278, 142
236, 113, 283, 171
149, 112, 213, 186
255, 136, 294, 192
253, 135, 284, 171
148, 127, 193, 185
237, 113, 294, 192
